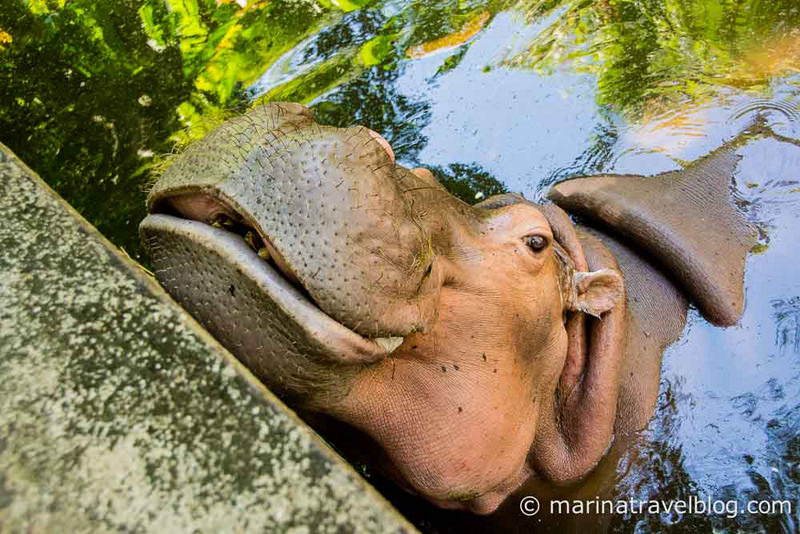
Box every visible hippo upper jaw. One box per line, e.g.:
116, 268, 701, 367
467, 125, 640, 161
146, 104, 451, 341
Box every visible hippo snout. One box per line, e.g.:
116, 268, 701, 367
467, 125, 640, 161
145, 103, 444, 341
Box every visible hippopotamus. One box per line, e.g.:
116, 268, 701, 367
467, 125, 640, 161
139, 102, 756, 514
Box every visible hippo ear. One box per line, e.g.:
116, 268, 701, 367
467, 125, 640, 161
567, 269, 624, 318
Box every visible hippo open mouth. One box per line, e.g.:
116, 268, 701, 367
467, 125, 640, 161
143, 191, 404, 362
139, 102, 455, 407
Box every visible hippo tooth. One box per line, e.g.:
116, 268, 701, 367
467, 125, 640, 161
373, 336, 404, 354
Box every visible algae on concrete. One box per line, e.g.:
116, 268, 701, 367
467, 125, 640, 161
0, 142, 414, 533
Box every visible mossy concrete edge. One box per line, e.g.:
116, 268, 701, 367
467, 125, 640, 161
0, 142, 416, 533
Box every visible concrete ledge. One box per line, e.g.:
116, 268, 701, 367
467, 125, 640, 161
0, 143, 414, 533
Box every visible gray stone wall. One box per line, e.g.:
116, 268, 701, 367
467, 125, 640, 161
0, 143, 414, 533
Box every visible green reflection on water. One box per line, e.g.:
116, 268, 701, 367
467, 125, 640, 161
0, 0, 328, 260
2, 0, 798, 259
505, 0, 800, 118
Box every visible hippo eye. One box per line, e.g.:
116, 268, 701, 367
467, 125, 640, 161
524, 235, 549, 253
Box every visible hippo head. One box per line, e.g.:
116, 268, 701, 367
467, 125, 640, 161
140, 103, 625, 513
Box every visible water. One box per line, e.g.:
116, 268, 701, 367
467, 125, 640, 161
2, 0, 799, 531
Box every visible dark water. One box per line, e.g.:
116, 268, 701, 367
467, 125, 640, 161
2, 0, 799, 531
